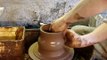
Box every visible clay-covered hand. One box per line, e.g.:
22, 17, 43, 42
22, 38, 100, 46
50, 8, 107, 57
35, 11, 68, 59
65, 29, 82, 48
51, 18, 69, 32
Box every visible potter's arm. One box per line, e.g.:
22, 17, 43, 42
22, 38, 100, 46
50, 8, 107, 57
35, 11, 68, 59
51, 0, 107, 32
66, 23, 107, 48
64, 0, 107, 48
62, 0, 107, 23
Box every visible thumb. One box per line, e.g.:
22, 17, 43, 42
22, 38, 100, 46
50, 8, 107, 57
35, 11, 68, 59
65, 30, 74, 46
66, 30, 74, 40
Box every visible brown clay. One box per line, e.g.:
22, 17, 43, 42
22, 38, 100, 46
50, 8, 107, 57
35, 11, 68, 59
38, 24, 74, 60
29, 24, 74, 60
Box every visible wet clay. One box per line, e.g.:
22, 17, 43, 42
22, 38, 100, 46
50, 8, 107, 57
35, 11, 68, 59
38, 25, 73, 60
35, 24, 74, 60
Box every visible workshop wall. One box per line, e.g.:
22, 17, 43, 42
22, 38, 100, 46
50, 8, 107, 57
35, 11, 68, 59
0, 0, 79, 28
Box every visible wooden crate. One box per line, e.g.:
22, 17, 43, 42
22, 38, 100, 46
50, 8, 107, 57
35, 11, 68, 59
0, 27, 25, 60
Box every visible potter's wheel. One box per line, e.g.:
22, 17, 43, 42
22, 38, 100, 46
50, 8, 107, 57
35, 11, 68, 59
28, 42, 74, 60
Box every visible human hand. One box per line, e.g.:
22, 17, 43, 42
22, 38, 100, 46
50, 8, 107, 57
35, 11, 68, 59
65, 29, 82, 48
51, 18, 69, 32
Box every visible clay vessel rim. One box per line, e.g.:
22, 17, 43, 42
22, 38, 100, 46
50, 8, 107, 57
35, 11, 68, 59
40, 25, 63, 34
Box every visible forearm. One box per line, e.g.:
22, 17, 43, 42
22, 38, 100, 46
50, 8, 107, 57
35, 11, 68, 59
61, 0, 107, 23
73, 23, 107, 48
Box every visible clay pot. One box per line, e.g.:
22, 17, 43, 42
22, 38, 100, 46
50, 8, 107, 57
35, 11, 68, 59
38, 24, 74, 60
